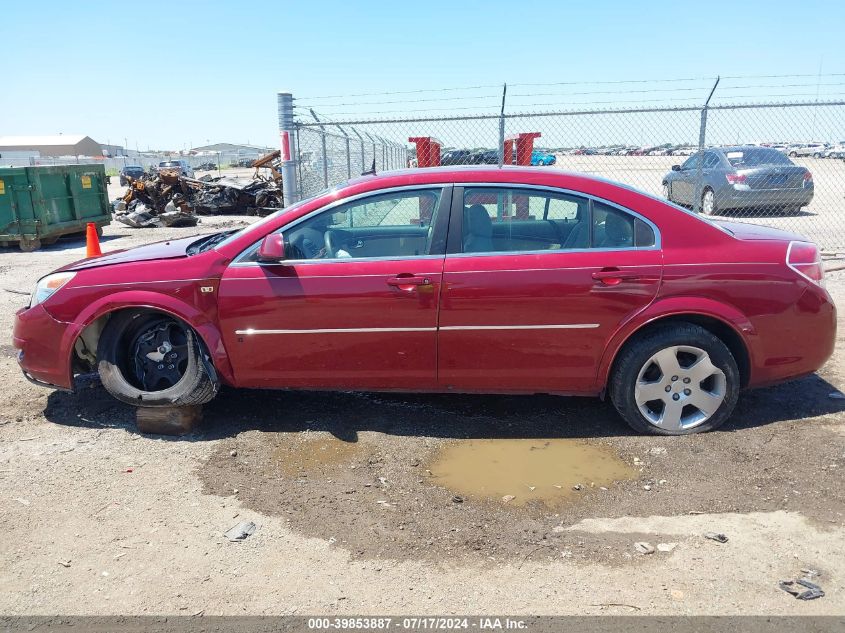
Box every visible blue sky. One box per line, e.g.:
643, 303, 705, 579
1, 0, 843, 150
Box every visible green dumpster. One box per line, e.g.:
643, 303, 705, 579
0, 164, 112, 251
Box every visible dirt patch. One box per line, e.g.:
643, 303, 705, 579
274, 433, 369, 478
198, 374, 845, 566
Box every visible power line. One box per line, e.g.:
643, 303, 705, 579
297, 73, 845, 101
297, 92, 845, 120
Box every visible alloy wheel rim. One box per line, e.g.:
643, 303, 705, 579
703, 190, 715, 213
634, 345, 726, 431
130, 319, 190, 391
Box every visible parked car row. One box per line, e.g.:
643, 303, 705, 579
438, 149, 557, 166
551, 142, 845, 159
556, 145, 698, 157
751, 141, 845, 158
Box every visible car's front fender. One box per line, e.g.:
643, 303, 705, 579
62, 290, 235, 387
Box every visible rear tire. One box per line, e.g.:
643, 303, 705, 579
701, 188, 718, 215
97, 310, 218, 407
610, 323, 740, 435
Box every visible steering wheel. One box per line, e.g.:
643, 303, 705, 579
324, 230, 338, 258
324, 229, 355, 258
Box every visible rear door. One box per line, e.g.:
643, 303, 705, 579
438, 185, 662, 394
217, 185, 451, 390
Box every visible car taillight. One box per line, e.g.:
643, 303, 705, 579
726, 173, 747, 185
787, 241, 824, 285
803, 170, 813, 184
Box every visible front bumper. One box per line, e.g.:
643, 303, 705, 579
13, 303, 74, 390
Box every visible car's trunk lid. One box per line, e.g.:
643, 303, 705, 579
715, 220, 807, 242
738, 165, 807, 189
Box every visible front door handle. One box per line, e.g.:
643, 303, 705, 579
386, 274, 432, 290
592, 269, 642, 286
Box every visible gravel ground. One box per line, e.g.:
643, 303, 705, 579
0, 213, 843, 615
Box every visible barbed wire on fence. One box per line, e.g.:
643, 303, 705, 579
288, 90, 845, 250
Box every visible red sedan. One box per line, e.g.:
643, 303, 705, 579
13, 167, 835, 435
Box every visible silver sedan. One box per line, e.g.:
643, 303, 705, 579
662, 146, 814, 215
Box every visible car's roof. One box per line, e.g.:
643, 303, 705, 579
345, 165, 619, 188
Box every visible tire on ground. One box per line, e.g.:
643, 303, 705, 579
610, 323, 740, 435
97, 310, 218, 407
701, 187, 718, 216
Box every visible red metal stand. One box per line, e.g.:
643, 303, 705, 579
408, 137, 442, 167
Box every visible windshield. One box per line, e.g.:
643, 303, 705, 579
159, 161, 180, 167
725, 148, 791, 167
186, 230, 238, 255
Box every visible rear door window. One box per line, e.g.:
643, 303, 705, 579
459, 187, 656, 253
461, 187, 589, 253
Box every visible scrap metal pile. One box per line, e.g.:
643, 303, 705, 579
114, 164, 283, 228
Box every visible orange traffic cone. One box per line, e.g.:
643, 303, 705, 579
85, 223, 102, 258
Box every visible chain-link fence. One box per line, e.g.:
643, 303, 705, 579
1, 151, 271, 175
291, 100, 845, 251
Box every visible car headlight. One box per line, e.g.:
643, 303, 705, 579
30, 272, 76, 307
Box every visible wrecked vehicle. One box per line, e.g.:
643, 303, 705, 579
13, 167, 835, 435
114, 169, 282, 228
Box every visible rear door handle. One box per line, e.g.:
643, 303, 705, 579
592, 269, 642, 285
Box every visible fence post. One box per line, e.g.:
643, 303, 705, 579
276, 92, 299, 205
309, 109, 330, 189
693, 77, 720, 214
379, 136, 390, 170
336, 125, 352, 179
364, 132, 377, 172
351, 128, 365, 175
498, 83, 507, 167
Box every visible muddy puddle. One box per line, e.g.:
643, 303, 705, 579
428, 438, 634, 506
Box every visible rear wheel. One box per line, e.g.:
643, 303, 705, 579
610, 323, 739, 435
97, 310, 218, 407
701, 188, 718, 215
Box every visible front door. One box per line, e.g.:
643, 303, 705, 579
438, 185, 662, 394
217, 186, 451, 390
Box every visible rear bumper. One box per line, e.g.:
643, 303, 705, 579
13, 304, 74, 390
721, 185, 814, 209
747, 283, 836, 387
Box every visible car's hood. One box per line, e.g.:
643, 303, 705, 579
59, 234, 207, 272
715, 220, 807, 242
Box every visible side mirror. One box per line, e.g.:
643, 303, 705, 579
257, 233, 285, 262
671, 164, 681, 172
